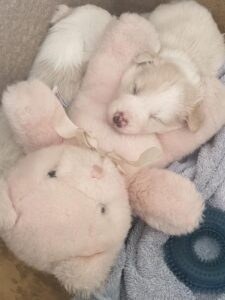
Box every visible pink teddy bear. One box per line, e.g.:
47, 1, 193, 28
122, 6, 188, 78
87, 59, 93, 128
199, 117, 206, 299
0, 79, 204, 295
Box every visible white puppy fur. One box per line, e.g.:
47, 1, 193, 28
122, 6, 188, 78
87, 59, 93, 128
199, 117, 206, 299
29, 4, 112, 106
108, 0, 225, 135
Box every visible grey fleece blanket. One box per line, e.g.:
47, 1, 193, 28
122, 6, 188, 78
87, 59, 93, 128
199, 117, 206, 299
74, 65, 225, 300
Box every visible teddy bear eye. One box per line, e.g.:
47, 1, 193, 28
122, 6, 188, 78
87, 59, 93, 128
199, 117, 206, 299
100, 204, 106, 215
48, 170, 57, 178
132, 84, 138, 95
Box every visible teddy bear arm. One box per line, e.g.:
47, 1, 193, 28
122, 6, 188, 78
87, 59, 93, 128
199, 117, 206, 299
2, 80, 63, 152
128, 168, 204, 235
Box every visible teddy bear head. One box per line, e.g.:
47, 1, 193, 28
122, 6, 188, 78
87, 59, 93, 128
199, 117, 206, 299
0, 142, 131, 294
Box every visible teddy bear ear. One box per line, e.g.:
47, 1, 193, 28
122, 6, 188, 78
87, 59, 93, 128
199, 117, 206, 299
0, 178, 17, 233
2, 80, 63, 153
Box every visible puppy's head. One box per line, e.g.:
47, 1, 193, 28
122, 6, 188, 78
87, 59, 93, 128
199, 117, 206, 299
108, 52, 204, 135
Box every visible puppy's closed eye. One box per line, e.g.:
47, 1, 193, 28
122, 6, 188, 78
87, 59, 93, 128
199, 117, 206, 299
149, 114, 166, 125
135, 51, 155, 65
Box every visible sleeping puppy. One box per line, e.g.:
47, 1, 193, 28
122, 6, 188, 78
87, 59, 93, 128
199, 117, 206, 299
108, 0, 225, 135
29, 4, 112, 107
108, 51, 203, 134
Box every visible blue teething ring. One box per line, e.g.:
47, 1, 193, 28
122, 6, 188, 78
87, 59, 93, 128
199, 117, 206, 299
164, 206, 225, 293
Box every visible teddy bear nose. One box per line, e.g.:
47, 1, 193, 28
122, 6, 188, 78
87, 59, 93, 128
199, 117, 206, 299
91, 164, 103, 179
113, 112, 128, 128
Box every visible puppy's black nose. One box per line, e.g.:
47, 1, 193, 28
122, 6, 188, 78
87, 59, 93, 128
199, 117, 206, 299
113, 112, 128, 128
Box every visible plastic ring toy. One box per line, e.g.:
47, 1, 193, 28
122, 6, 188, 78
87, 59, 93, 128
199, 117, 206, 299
164, 206, 225, 293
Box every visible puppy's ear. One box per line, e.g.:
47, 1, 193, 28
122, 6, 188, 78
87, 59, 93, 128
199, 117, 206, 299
185, 83, 205, 132
135, 51, 157, 65
186, 101, 204, 132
